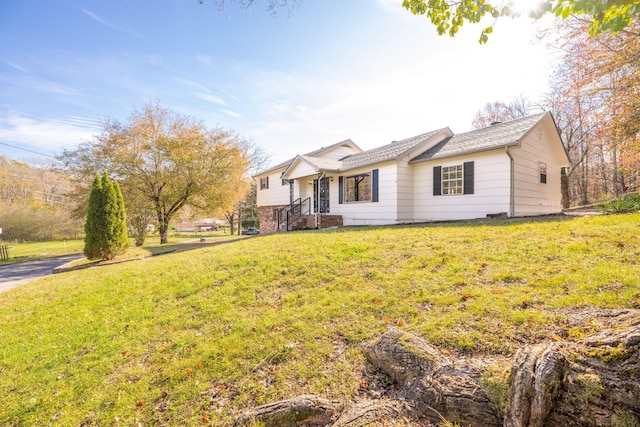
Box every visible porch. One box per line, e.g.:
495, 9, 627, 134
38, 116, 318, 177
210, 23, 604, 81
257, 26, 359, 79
271, 197, 343, 232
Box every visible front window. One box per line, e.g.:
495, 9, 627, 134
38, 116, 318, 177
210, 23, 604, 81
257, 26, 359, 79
442, 165, 463, 195
344, 173, 371, 202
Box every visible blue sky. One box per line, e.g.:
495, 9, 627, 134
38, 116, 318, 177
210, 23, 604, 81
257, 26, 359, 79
0, 0, 555, 166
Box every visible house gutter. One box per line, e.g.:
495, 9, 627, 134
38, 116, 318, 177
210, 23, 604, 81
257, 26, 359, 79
505, 146, 515, 217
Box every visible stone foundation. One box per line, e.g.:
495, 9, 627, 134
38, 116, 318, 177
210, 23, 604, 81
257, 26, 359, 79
318, 215, 343, 229
259, 205, 287, 234
259, 208, 343, 233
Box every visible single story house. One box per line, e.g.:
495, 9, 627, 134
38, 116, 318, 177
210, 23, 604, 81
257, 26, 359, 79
176, 218, 225, 232
254, 112, 570, 233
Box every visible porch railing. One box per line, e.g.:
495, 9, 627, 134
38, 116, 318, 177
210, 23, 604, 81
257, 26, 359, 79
277, 197, 311, 231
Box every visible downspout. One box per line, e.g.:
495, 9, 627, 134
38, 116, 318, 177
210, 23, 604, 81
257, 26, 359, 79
315, 171, 326, 229
505, 146, 515, 217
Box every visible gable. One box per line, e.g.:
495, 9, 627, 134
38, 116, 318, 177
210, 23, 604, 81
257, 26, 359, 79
282, 156, 325, 179
253, 139, 362, 179
410, 112, 559, 163
313, 140, 362, 160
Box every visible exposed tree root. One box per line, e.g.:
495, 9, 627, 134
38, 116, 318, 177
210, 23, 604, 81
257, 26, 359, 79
233, 395, 336, 427
234, 309, 640, 426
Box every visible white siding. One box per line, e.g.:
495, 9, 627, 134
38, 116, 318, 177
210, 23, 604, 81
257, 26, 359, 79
285, 160, 318, 180
320, 144, 361, 160
331, 162, 400, 226
256, 169, 290, 207
297, 176, 315, 202
412, 150, 511, 221
510, 123, 564, 216
396, 159, 414, 222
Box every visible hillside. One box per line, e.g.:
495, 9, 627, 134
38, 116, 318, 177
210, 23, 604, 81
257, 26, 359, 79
0, 214, 639, 426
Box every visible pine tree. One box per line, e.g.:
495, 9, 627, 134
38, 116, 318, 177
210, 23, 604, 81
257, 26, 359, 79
113, 180, 129, 251
83, 174, 104, 260
83, 173, 129, 260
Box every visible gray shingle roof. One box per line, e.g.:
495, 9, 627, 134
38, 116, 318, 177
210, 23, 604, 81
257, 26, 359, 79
339, 128, 449, 171
257, 112, 552, 177
298, 155, 343, 171
254, 139, 360, 176
410, 112, 548, 162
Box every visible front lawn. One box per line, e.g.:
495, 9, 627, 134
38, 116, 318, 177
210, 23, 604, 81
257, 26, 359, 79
0, 214, 638, 425
0, 231, 240, 265
0, 239, 84, 264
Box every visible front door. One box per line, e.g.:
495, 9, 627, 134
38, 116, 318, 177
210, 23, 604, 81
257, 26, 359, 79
313, 177, 330, 213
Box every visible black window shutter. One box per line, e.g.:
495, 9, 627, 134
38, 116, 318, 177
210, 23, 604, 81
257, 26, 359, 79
266, 176, 269, 189
338, 176, 343, 204
463, 161, 474, 194
433, 166, 442, 196
372, 169, 379, 202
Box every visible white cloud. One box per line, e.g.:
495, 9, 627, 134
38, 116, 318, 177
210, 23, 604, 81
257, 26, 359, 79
219, 109, 244, 119
0, 73, 78, 96
195, 92, 228, 106
3, 60, 30, 74
210, 83, 240, 102
196, 54, 214, 66
175, 78, 212, 94
0, 111, 101, 152
82, 9, 145, 38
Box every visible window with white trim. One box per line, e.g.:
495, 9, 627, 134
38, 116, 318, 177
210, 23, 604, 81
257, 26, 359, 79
539, 163, 547, 184
344, 172, 372, 202
442, 165, 463, 195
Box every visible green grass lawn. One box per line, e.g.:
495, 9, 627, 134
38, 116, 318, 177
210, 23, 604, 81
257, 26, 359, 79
0, 214, 638, 426
0, 239, 85, 263
0, 231, 240, 265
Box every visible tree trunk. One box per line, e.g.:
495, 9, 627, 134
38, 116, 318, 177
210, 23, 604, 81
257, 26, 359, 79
561, 167, 571, 209
234, 309, 640, 427
225, 211, 236, 235
159, 222, 169, 244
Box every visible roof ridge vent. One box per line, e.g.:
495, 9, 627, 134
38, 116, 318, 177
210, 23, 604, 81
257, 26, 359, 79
490, 121, 501, 126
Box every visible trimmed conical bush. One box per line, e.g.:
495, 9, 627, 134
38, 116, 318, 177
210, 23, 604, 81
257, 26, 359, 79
83, 173, 129, 260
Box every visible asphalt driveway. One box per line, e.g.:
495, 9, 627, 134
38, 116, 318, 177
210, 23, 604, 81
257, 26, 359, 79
0, 254, 84, 294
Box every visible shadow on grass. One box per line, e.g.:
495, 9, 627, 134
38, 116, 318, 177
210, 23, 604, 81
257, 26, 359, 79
308, 212, 588, 235
57, 236, 252, 273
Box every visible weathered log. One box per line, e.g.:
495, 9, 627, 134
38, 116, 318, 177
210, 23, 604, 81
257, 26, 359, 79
366, 328, 503, 426
505, 343, 564, 427
233, 394, 336, 427
332, 399, 408, 427
544, 322, 640, 427
233, 309, 640, 427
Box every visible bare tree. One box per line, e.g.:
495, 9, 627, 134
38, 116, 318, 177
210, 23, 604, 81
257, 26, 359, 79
200, 0, 302, 15
471, 97, 533, 130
